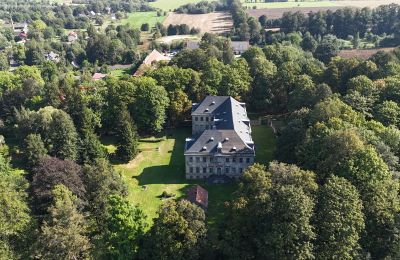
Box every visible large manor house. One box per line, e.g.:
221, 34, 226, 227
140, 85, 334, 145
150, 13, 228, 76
184, 96, 255, 179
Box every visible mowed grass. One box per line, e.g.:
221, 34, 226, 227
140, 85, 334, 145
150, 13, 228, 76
150, 0, 214, 11
121, 11, 166, 29
105, 125, 275, 226
242, 0, 337, 8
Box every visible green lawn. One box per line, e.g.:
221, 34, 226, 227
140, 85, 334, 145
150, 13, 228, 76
110, 68, 130, 78
105, 125, 275, 226
242, 0, 337, 8
121, 11, 166, 29
150, 0, 214, 11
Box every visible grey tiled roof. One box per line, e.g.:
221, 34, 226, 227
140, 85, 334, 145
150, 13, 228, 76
186, 96, 254, 155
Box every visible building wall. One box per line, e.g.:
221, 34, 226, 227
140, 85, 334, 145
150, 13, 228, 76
185, 154, 254, 179
192, 115, 215, 135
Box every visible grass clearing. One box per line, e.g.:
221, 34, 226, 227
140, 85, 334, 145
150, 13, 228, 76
104, 125, 276, 227
121, 11, 166, 29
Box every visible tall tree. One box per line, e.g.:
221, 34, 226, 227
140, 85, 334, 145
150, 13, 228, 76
140, 200, 207, 260
102, 195, 147, 259
315, 176, 365, 259
116, 107, 139, 162
36, 185, 91, 259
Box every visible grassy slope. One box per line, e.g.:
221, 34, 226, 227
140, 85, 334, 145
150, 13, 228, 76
106, 125, 276, 226
120, 11, 166, 29
150, 0, 214, 11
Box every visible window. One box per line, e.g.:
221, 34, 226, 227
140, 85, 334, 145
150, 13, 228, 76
210, 157, 213, 162
200, 117, 204, 121
189, 157, 193, 162
196, 157, 200, 162
206, 117, 209, 122
246, 158, 250, 163
203, 167, 207, 173
226, 158, 230, 163
232, 157, 236, 163
239, 158, 243, 163
239, 168, 243, 173
203, 157, 206, 162
225, 167, 230, 174
196, 167, 200, 173
195, 117, 198, 121
232, 167, 236, 174
190, 167, 193, 173
209, 167, 214, 174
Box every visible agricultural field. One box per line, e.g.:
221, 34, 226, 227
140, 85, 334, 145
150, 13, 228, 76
104, 125, 276, 226
338, 47, 396, 59
121, 11, 166, 29
150, 0, 214, 11
163, 12, 233, 34
245, 0, 400, 19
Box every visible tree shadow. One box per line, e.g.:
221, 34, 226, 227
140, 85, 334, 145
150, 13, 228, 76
134, 128, 193, 185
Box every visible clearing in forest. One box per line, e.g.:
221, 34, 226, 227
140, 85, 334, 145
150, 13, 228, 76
103, 125, 276, 226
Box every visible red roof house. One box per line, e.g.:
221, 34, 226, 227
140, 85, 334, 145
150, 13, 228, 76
92, 72, 107, 81
187, 185, 208, 209
133, 49, 170, 76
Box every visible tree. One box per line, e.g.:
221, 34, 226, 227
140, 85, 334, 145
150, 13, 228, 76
373, 100, 400, 126
315, 176, 365, 259
140, 200, 207, 260
31, 157, 85, 215
301, 32, 317, 52
102, 195, 147, 259
116, 108, 139, 162
78, 131, 107, 164
129, 77, 169, 133
314, 35, 340, 63
48, 110, 78, 161
23, 133, 47, 169
0, 153, 31, 259
36, 185, 91, 259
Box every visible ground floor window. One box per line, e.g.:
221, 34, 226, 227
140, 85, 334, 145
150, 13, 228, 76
209, 167, 214, 174
190, 167, 193, 173
225, 167, 229, 174
203, 167, 206, 173
196, 167, 200, 173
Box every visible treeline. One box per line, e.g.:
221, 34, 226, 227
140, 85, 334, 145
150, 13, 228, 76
271, 4, 400, 46
175, 1, 226, 14
1, 31, 400, 259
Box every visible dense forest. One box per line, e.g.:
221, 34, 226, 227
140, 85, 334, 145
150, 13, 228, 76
1, 0, 400, 259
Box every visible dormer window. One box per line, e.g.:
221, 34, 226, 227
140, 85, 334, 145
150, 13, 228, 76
205, 108, 209, 112
224, 137, 229, 142
202, 146, 207, 151
210, 137, 214, 141
211, 101, 215, 105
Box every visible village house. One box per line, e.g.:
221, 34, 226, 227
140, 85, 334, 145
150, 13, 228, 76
230, 41, 250, 55
92, 72, 107, 81
68, 31, 78, 42
184, 96, 255, 180
133, 49, 170, 76
186, 185, 208, 209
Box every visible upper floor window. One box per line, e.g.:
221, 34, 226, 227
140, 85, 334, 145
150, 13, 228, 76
200, 117, 204, 121
206, 117, 209, 122
226, 158, 230, 163
246, 158, 250, 163
195, 117, 198, 121
232, 157, 236, 163
189, 157, 193, 162
210, 157, 213, 162
239, 158, 243, 163
203, 157, 207, 162
196, 157, 200, 162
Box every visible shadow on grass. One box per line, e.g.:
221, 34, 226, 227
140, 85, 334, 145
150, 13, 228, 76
134, 128, 189, 185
